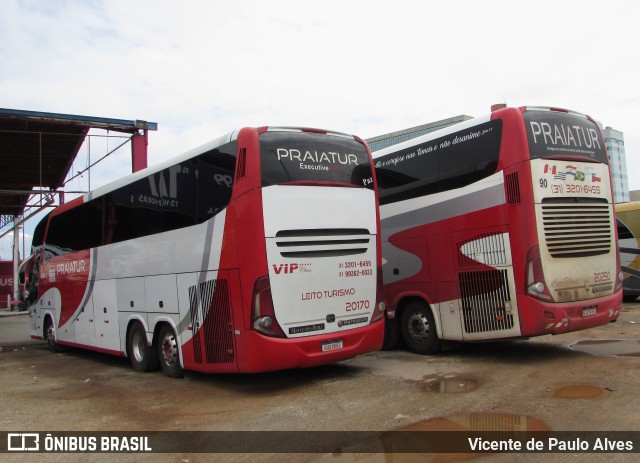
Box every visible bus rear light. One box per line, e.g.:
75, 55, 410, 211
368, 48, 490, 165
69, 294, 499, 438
525, 246, 553, 301
371, 304, 385, 323
252, 276, 285, 338
371, 267, 386, 323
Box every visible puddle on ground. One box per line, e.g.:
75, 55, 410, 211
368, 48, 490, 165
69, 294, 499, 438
312, 413, 551, 462
422, 377, 480, 394
553, 384, 604, 399
569, 339, 640, 357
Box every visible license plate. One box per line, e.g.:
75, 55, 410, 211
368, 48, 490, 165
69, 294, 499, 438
321, 339, 344, 352
582, 306, 597, 317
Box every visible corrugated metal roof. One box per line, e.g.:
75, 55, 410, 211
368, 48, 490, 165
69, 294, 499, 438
0, 108, 157, 217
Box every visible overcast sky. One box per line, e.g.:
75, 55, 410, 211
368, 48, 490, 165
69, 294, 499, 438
1, 0, 639, 258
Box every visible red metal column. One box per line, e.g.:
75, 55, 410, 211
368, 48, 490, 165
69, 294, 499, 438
131, 130, 149, 173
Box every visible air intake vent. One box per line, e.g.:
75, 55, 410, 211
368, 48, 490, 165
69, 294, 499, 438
505, 172, 521, 204
188, 279, 234, 364
458, 269, 514, 334
541, 198, 612, 258
458, 233, 507, 269
275, 228, 371, 258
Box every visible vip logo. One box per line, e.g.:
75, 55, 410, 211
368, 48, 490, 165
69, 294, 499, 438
7, 433, 39, 452
272, 263, 299, 274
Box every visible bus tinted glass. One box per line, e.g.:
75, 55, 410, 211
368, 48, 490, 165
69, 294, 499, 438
524, 110, 608, 164
375, 120, 502, 205
106, 143, 236, 244
260, 131, 374, 189
617, 218, 634, 240
43, 142, 237, 256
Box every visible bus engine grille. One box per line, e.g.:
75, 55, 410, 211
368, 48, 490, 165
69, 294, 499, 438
458, 269, 514, 334
188, 278, 234, 364
275, 228, 371, 258
541, 199, 612, 258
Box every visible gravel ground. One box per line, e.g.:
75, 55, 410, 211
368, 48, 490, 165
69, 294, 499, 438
1, 302, 639, 463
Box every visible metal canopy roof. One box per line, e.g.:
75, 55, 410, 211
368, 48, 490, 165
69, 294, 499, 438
0, 108, 157, 217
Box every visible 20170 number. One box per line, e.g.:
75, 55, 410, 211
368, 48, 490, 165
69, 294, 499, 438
346, 300, 370, 311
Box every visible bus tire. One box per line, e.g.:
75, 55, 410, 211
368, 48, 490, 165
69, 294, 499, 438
127, 321, 158, 372
158, 325, 183, 378
400, 301, 441, 355
382, 316, 400, 350
623, 295, 638, 303
44, 317, 59, 353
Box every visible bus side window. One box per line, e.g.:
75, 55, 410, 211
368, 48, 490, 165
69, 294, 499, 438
376, 154, 439, 204
42, 141, 239, 252
100, 141, 237, 244
196, 143, 236, 222
617, 219, 633, 239
45, 202, 102, 256
104, 202, 117, 246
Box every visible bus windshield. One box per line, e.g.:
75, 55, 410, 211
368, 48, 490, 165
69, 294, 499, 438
524, 110, 608, 164
260, 131, 374, 189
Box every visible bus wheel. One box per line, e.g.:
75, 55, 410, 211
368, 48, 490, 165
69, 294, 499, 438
158, 325, 183, 378
382, 316, 400, 350
400, 301, 441, 355
44, 317, 59, 353
127, 322, 158, 372
623, 295, 638, 303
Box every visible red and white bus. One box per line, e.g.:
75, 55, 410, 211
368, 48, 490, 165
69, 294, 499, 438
24, 127, 385, 376
0, 260, 20, 308
374, 106, 623, 353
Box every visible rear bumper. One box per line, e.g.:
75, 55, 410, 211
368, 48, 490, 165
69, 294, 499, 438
518, 291, 622, 337
235, 319, 384, 373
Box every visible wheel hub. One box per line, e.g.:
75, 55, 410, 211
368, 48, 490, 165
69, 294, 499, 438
161, 334, 177, 365
408, 313, 430, 341
132, 330, 145, 363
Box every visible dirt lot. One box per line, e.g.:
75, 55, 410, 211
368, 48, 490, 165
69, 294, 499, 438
1, 302, 639, 463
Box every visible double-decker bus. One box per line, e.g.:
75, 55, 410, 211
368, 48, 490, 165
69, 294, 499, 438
24, 127, 385, 376
374, 106, 623, 353
615, 201, 640, 302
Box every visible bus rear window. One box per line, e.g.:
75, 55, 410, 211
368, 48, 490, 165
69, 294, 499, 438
524, 110, 608, 164
260, 131, 374, 189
